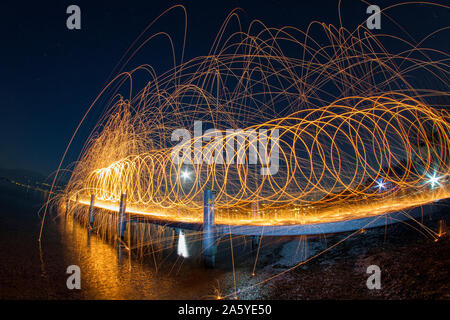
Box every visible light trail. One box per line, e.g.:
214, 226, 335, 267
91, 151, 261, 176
58, 4, 449, 231
46, 3, 450, 299
75, 186, 449, 227
72, 96, 449, 225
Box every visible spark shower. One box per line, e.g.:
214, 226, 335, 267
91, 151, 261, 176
51, 3, 449, 226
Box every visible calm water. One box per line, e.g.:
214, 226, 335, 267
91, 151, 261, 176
2, 182, 448, 299
0, 183, 255, 299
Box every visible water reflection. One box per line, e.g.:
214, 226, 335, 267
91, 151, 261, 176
0, 185, 318, 299
57, 215, 226, 299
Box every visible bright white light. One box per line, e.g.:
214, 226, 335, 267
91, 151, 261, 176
428, 173, 441, 189
375, 178, 386, 190
181, 169, 191, 182
177, 230, 189, 258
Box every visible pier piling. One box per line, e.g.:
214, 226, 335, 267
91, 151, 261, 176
74, 194, 79, 217
89, 194, 95, 228
118, 194, 127, 239
65, 196, 70, 216
203, 189, 216, 268
252, 195, 260, 249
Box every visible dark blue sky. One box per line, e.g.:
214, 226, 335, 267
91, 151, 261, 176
0, 0, 448, 177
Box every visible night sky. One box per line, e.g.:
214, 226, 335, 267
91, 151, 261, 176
1, 0, 448, 177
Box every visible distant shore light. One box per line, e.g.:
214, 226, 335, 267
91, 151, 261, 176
428, 172, 441, 189
181, 169, 191, 182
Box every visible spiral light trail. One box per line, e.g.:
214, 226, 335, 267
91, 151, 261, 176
63, 8, 450, 227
